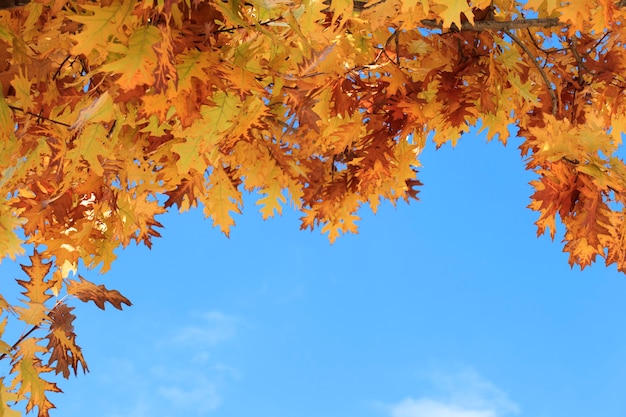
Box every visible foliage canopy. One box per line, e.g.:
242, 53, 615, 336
1, 0, 626, 415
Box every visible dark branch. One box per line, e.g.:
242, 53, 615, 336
0, 323, 39, 362
0, 0, 29, 9
8, 105, 72, 127
420, 18, 561, 32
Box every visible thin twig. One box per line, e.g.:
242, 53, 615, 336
569, 38, 592, 76
215, 16, 285, 33
8, 105, 71, 127
0, 323, 39, 362
504, 28, 558, 116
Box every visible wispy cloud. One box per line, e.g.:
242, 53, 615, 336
93, 310, 240, 417
158, 375, 221, 413
391, 398, 497, 417
388, 369, 520, 417
170, 311, 238, 348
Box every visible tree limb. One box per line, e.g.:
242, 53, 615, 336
420, 18, 561, 32
504, 28, 559, 116
0, 0, 29, 9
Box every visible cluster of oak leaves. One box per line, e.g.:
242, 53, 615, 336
0, 0, 626, 415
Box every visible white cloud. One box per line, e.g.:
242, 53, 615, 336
171, 311, 237, 347
392, 398, 496, 417
158, 375, 221, 413
388, 369, 520, 417
102, 397, 152, 417
91, 310, 240, 417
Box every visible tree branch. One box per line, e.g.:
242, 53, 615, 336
504, 28, 558, 116
0, 0, 28, 9
0, 323, 40, 362
419, 18, 561, 32
8, 105, 71, 128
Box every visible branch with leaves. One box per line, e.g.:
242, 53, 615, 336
1, 0, 626, 415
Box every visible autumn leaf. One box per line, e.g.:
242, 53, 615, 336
433, 0, 475, 28
10, 70, 34, 112
99, 25, 162, 91
69, 1, 136, 59
0, 317, 12, 356
257, 180, 285, 219
524, 0, 559, 17
175, 49, 218, 93
200, 166, 242, 236
164, 176, 202, 212
67, 276, 132, 310
0, 377, 22, 417
67, 124, 111, 177
45, 304, 88, 379
4, 0, 626, 413
69, 92, 115, 131
171, 91, 241, 174
0, 91, 14, 143
0, 204, 25, 263
152, 23, 178, 93
11, 338, 61, 417
529, 162, 579, 239
15, 252, 54, 326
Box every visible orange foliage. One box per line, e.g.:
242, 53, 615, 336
1, 0, 626, 415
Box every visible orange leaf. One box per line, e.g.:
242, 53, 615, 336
67, 276, 131, 310
45, 304, 88, 378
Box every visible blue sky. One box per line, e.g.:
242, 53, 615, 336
2, 130, 626, 417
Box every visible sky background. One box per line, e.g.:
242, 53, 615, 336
2, 129, 626, 417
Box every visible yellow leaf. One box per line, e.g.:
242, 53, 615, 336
70, 1, 136, 59
0, 203, 25, 262
172, 91, 241, 174
99, 25, 161, 91
329, 0, 353, 25
524, 0, 559, 16
170, 138, 207, 175
201, 166, 242, 236
508, 73, 540, 105
0, 377, 22, 417
257, 180, 285, 219
433, 0, 474, 28
9, 71, 34, 112
67, 124, 110, 176
0, 91, 15, 144
176, 50, 218, 93
11, 338, 61, 416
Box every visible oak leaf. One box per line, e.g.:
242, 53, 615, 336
15, 252, 54, 326
69, 1, 136, 59
11, 338, 61, 417
200, 166, 242, 236
4, 1, 626, 413
99, 26, 162, 91
45, 304, 88, 379
67, 276, 132, 310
